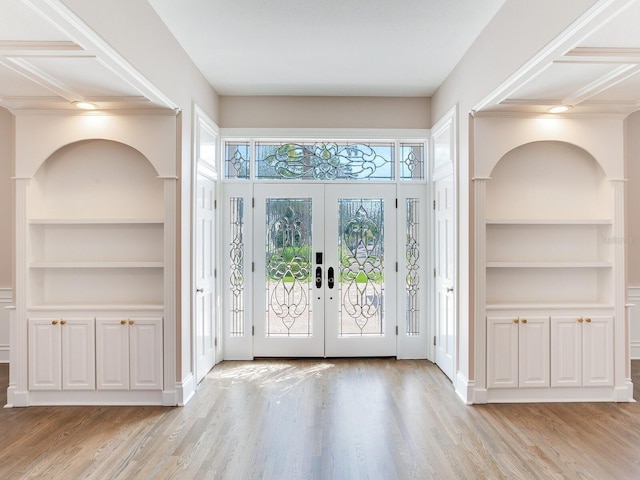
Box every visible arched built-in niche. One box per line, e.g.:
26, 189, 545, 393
486, 141, 611, 220
28, 139, 163, 220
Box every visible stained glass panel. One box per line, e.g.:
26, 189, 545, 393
338, 198, 385, 336
265, 198, 313, 337
256, 142, 394, 180
400, 143, 425, 180
406, 198, 420, 335
225, 142, 250, 179
229, 198, 245, 336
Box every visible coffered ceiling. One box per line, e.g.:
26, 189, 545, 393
476, 0, 640, 115
0, 0, 176, 113
0, 0, 639, 117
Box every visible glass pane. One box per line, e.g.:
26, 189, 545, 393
400, 143, 425, 180
338, 198, 385, 336
256, 142, 394, 180
265, 198, 313, 337
225, 142, 250, 179
229, 198, 245, 336
406, 198, 420, 335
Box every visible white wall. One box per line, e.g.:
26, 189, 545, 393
0, 107, 13, 290
0, 108, 13, 363
220, 96, 430, 129
625, 111, 640, 359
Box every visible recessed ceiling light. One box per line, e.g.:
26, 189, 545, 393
73, 101, 98, 110
548, 105, 572, 114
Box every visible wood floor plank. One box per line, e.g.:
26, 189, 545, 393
2, 359, 640, 479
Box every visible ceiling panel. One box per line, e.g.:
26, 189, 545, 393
24, 56, 145, 98
507, 62, 617, 102
0, 63, 55, 96
0, 0, 69, 41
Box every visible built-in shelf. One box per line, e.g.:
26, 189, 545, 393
29, 262, 164, 269
486, 219, 612, 225
27, 303, 165, 311
486, 303, 615, 311
29, 219, 164, 225
486, 261, 612, 268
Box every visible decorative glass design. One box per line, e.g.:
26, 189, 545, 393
338, 199, 384, 336
256, 142, 394, 180
265, 199, 313, 336
225, 142, 250, 179
400, 143, 425, 180
406, 199, 420, 335
229, 198, 245, 336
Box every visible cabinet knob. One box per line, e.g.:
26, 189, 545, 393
196, 288, 204, 293
120, 320, 126, 325
60, 320, 66, 325
51, 320, 58, 325
129, 320, 134, 325
513, 319, 519, 324
585, 318, 591, 323
521, 319, 527, 324
578, 317, 584, 323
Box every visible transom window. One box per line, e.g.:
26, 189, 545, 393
224, 139, 425, 181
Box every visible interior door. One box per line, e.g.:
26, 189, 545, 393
253, 184, 396, 357
324, 184, 396, 357
434, 173, 455, 380
194, 169, 217, 382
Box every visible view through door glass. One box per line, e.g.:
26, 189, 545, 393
253, 184, 396, 357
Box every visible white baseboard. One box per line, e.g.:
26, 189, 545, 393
455, 371, 477, 405
175, 373, 195, 406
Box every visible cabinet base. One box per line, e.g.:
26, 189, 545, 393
482, 385, 634, 403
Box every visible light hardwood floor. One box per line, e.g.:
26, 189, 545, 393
1, 359, 640, 479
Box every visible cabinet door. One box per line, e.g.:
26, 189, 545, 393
487, 317, 519, 388
582, 315, 613, 387
96, 317, 130, 390
551, 316, 582, 387
129, 317, 163, 390
28, 318, 61, 390
61, 318, 95, 390
518, 316, 549, 388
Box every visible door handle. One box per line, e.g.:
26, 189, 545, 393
328, 267, 335, 289
446, 287, 454, 293
196, 288, 204, 293
315, 266, 322, 288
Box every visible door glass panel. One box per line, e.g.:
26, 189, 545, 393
229, 197, 245, 336
405, 198, 421, 335
265, 198, 313, 337
255, 142, 394, 180
338, 198, 385, 336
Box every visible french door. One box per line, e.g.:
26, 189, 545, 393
253, 184, 396, 357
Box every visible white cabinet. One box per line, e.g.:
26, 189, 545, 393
487, 315, 549, 389
551, 315, 613, 388
96, 317, 163, 390
28, 317, 95, 391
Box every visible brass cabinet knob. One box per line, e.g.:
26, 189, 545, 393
51, 320, 58, 325
128, 320, 134, 325
120, 320, 126, 325
522, 319, 527, 324
513, 319, 519, 324
585, 318, 592, 323
578, 317, 584, 323
60, 320, 66, 325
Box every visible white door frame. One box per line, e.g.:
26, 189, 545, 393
430, 108, 458, 381
192, 106, 220, 384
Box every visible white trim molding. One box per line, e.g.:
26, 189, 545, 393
628, 286, 640, 359
0, 289, 12, 363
